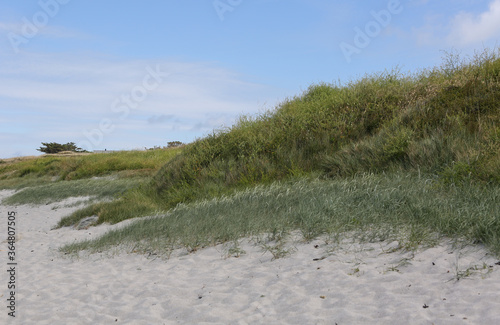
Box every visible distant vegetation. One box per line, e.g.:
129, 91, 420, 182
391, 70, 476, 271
146, 141, 184, 151
1, 49, 499, 257
166, 141, 184, 148
0, 148, 182, 189
37, 142, 86, 154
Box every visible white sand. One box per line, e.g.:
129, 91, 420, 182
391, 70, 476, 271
1, 189, 500, 324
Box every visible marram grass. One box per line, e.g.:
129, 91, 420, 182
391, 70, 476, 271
60, 173, 500, 258
2, 177, 145, 206
60, 49, 500, 228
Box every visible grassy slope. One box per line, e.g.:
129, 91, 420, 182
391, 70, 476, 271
0, 149, 182, 187
2, 177, 144, 206
59, 49, 499, 227
60, 173, 500, 257
2, 50, 499, 256
0, 148, 182, 207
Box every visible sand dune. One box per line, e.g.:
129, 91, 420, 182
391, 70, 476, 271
1, 190, 499, 324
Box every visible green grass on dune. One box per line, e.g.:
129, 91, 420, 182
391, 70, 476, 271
56, 186, 161, 228
4, 49, 499, 258
0, 148, 182, 190
1, 149, 182, 225
150, 50, 499, 210
0, 148, 181, 213
61, 49, 500, 227
60, 173, 500, 257
2, 177, 145, 206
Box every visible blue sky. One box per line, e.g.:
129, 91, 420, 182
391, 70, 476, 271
1, 0, 499, 158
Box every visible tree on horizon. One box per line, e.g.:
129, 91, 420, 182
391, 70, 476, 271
37, 142, 86, 154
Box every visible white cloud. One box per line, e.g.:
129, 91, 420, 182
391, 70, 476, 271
410, 0, 500, 48
0, 52, 286, 158
447, 0, 500, 46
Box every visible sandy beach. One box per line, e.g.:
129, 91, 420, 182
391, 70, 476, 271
1, 189, 500, 324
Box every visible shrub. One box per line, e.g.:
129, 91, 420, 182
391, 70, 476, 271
167, 141, 184, 148
37, 142, 86, 154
